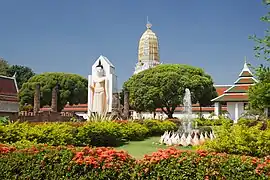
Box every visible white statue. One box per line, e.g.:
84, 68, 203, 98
88, 55, 118, 116
90, 61, 108, 115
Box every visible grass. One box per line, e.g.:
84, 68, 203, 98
116, 136, 195, 159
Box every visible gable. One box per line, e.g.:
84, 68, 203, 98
0, 76, 18, 95
91, 55, 115, 76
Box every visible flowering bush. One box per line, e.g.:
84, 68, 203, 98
134, 148, 270, 179
0, 145, 269, 179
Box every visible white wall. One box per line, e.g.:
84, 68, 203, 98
131, 111, 214, 120
227, 102, 245, 123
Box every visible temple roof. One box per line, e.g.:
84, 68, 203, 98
0, 75, 19, 103
212, 59, 257, 102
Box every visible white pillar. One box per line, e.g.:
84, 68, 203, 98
214, 102, 221, 116
264, 108, 269, 118
234, 102, 239, 123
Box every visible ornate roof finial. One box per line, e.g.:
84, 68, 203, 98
243, 56, 250, 72
146, 16, 152, 29
12, 72, 17, 78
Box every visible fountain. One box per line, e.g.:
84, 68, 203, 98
160, 88, 215, 146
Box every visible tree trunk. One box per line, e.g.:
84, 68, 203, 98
161, 106, 174, 119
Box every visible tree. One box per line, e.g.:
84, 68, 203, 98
6, 65, 35, 89
19, 72, 88, 111
0, 58, 9, 76
248, 2, 270, 111
124, 64, 217, 118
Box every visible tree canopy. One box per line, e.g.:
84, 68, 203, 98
0, 58, 35, 89
0, 58, 9, 76
248, 2, 270, 111
6, 65, 35, 89
124, 64, 217, 118
19, 72, 88, 111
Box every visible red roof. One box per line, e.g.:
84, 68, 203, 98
0, 76, 18, 102
212, 62, 257, 102
214, 85, 230, 96
0, 76, 18, 95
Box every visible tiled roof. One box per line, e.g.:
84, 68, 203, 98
240, 70, 253, 77
225, 84, 251, 93
234, 77, 257, 84
212, 93, 249, 102
212, 61, 257, 102
214, 85, 231, 96
0, 76, 18, 95
0, 75, 18, 103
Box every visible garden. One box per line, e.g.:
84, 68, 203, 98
0, 118, 270, 179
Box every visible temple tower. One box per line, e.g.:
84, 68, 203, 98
134, 18, 160, 74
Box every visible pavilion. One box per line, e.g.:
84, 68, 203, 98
211, 60, 257, 123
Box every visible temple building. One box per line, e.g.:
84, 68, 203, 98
0, 75, 19, 120
134, 20, 160, 74
212, 60, 258, 122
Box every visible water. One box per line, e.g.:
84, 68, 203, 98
182, 88, 193, 133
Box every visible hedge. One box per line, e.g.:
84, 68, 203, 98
0, 120, 176, 147
0, 144, 269, 179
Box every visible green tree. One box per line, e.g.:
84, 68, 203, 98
124, 64, 216, 118
19, 72, 88, 111
6, 65, 35, 89
249, 2, 270, 111
0, 57, 9, 76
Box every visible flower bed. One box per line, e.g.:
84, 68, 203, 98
0, 144, 269, 179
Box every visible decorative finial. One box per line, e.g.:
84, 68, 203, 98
12, 72, 17, 78
243, 56, 249, 70
146, 16, 152, 29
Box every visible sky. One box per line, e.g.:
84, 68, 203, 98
0, 0, 268, 89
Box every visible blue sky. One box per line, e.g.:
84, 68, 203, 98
0, 0, 268, 89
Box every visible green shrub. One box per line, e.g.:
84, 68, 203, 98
119, 122, 149, 141
193, 117, 233, 126
143, 119, 177, 136
35, 123, 77, 146
0, 122, 28, 143
201, 120, 270, 157
0, 116, 9, 125
76, 121, 124, 146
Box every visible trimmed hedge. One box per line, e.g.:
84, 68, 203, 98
0, 144, 269, 179
0, 120, 176, 147
143, 119, 177, 136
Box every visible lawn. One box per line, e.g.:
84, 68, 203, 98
116, 136, 195, 159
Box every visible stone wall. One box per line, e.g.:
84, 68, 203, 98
0, 112, 18, 121
18, 111, 73, 122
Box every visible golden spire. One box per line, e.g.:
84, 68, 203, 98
138, 17, 160, 62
